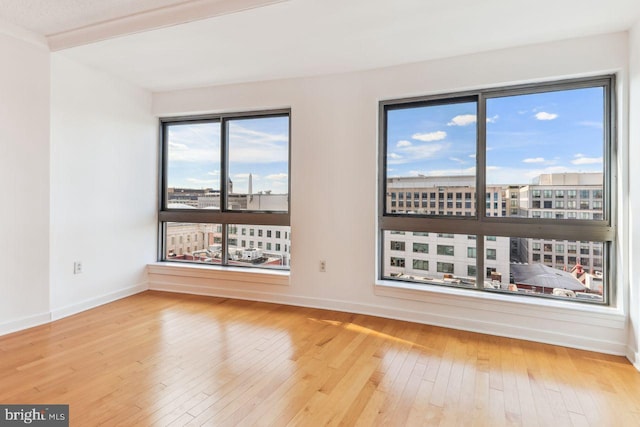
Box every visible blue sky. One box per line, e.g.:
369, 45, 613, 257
387, 87, 604, 184
167, 116, 289, 193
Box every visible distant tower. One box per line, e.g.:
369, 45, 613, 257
248, 173, 253, 195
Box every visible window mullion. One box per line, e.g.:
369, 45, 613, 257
476, 234, 485, 289
221, 117, 229, 266
477, 93, 487, 221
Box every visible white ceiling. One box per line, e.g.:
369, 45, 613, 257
1, 0, 640, 92
0, 0, 192, 35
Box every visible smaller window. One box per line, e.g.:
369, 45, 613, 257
390, 257, 405, 267
390, 241, 405, 251
437, 245, 454, 256
467, 265, 476, 277
412, 259, 429, 271
437, 262, 454, 274
413, 243, 428, 253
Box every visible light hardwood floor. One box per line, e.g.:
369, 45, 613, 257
0, 291, 639, 426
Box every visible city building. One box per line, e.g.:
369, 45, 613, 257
166, 188, 290, 267
513, 173, 604, 291
384, 173, 604, 295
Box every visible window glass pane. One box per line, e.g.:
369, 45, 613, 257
383, 231, 478, 288
483, 237, 605, 303
485, 87, 605, 221
166, 122, 221, 209
227, 116, 289, 211
165, 222, 221, 263
228, 224, 290, 268
386, 100, 477, 216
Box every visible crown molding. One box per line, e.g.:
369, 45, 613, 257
48, 0, 288, 51
0, 17, 48, 49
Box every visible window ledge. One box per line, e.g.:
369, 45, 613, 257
375, 279, 625, 328
148, 262, 290, 287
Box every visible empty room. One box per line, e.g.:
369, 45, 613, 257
1, 0, 640, 425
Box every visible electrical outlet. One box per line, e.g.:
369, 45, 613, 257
74, 261, 83, 274
320, 260, 326, 272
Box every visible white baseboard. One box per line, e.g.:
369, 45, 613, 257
149, 279, 628, 357
50, 282, 148, 321
627, 347, 640, 371
0, 311, 51, 337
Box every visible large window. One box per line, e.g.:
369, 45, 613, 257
160, 110, 290, 269
379, 76, 615, 304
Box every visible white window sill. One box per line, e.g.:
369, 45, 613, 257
148, 262, 290, 287
375, 279, 625, 329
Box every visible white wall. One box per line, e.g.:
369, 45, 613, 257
152, 32, 633, 357
628, 22, 640, 370
50, 54, 157, 318
0, 31, 51, 334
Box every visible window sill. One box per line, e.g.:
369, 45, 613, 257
148, 262, 290, 287
375, 279, 624, 329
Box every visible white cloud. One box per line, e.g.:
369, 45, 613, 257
485, 165, 574, 185
227, 122, 288, 164
535, 112, 558, 121
447, 114, 476, 126
388, 152, 403, 159
449, 157, 466, 164
468, 154, 476, 158
396, 140, 412, 147
486, 115, 499, 123
400, 143, 447, 160
412, 131, 447, 142
186, 178, 217, 185
233, 173, 261, 181
579, 121, 603, 129
571, 154, 602, 165
522, 157, 546, 164
169, 141, 188, 150
266, 173, 288, 180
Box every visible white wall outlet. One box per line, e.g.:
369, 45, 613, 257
320, 260, 326, 272
74, 261, 83, 274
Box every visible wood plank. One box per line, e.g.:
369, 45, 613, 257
0, 291, 637, 426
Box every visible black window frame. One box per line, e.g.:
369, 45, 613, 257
159, 109, 291, 268
378, 75, 616, 305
